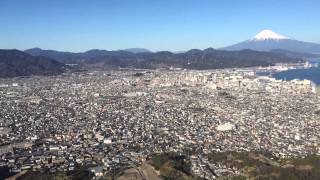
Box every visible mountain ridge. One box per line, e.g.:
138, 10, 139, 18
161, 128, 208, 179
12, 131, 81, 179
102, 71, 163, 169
223, 30, 320, 54
123, 48, 152, 53
24, 48, 303, 70
0, 49, 66, 78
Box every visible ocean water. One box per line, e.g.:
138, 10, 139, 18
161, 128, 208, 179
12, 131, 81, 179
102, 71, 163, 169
273, 66, 320, 85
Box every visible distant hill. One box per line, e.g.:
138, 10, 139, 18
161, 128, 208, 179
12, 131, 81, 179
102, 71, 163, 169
223, 30, 320, 54
130, 48, 303, 69
25, 48, 138, 63
24, 47, 303, 70
90, 48, 304, 69
123, 48, 152, 53
25, 48, 85, 63
270, 49, 320, 59
0, 49, 65, 78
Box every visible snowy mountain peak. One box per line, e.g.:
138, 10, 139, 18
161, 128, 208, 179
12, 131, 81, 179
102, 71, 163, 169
252, 29, 290, 41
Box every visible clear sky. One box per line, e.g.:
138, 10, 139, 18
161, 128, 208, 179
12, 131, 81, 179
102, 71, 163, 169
0, 0, 319, 52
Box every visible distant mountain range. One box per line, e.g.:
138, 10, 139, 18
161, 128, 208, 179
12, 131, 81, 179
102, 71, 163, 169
24, 48, 141, 64
24, 48, 302, 70
123, 48, 152, 53
223, 30, 320, 54
0, 50, 65, 78
270, 49, 320, 59
2, 32, 313, 78
132, 48, 303, 69
0, 47, 304, 78
24, 48, 151, 63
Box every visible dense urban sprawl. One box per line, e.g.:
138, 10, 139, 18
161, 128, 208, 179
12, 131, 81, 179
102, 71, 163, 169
0, 66, 319, 179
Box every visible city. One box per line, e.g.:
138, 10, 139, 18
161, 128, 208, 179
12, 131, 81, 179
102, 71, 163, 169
1, 1, 320, 179
0, 67, 319, 179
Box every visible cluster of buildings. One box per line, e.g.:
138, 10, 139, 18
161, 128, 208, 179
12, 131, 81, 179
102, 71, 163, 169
0, 68, 319, 179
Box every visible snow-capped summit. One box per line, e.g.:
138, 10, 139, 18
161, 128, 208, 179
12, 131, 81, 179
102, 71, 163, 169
252, 29, 290, 41
222, 29, 320, 53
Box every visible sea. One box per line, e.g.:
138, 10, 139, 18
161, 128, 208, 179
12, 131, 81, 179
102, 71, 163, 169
272, 59, 320, 85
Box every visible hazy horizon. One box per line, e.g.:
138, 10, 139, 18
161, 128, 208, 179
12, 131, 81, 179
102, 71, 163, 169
1, 0, 320, 52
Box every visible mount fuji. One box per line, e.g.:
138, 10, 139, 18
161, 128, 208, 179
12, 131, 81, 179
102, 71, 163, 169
222, 30, 320, 54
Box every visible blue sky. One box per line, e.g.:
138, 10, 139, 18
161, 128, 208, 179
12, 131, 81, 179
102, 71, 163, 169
0, 0, 319, 52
